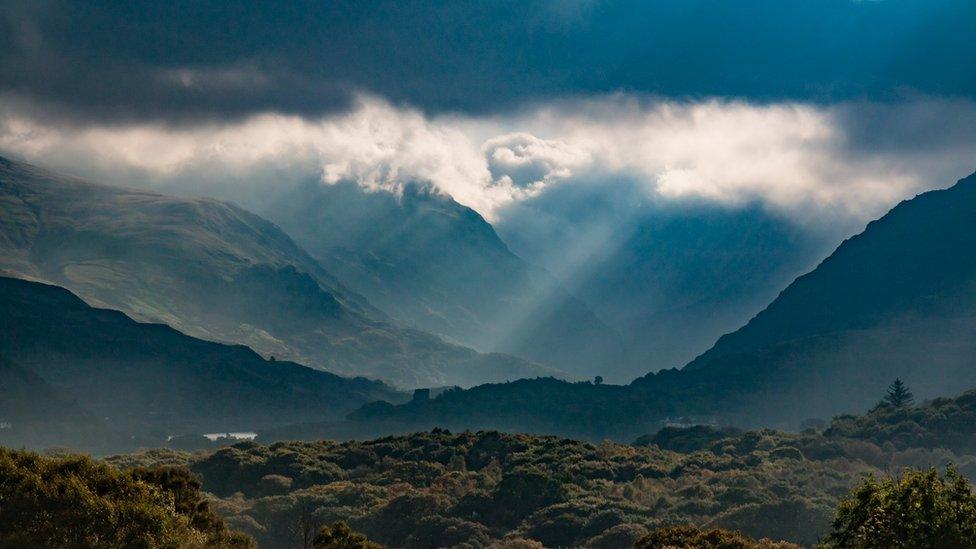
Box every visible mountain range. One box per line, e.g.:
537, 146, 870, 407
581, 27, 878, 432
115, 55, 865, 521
3, 153, 975, 447
0, 156, 549, 388
324, 171, 976, 439
260, 180, 625, 377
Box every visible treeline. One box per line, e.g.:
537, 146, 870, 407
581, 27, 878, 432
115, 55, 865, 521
109, 417, 967, 549
11, 382, 976, 547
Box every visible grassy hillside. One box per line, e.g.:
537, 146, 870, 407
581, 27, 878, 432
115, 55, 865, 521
0, 156, 550, 388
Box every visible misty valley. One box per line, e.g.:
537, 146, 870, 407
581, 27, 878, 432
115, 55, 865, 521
3, 2, 976, 547
4, 153, 976, 548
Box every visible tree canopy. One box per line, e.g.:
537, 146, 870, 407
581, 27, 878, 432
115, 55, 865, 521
0, 447, 253, 548
823, 467, 976, 548
312, 522, 382, 549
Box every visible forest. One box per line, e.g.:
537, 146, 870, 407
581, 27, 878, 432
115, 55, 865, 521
6, 382, 976, 547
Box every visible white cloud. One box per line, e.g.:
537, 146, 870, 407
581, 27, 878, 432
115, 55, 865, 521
0, 97, 518, 218
481, 97, 975, 224
483, 132, 590, 192
1, 94, 974, 225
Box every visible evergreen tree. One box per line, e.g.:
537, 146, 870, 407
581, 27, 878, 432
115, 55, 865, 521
885, 378, 915, 408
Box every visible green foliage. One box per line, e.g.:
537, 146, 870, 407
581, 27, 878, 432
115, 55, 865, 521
822, 467, 976, 548
101, 386, 976, 548
0, 447, 253, 548
487, 468, 569, 527
129, 466, 229, 535
825, 388, 976, 454
635, 525, 798, 548
312, 522, 382, 548
117, 430, 871, 548
634, 426, 744, 453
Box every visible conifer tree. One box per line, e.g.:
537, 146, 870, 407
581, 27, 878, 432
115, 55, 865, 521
885, 378, 915, 408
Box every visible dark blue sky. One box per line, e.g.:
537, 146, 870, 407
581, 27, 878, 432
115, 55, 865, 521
2, 0, 974, 123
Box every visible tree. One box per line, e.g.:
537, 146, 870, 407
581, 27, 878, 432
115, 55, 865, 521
594, 376, 603, 385
129, 466, 227, 534
822, 467, 976, 548
312, 522, 382, 549
294, 499, 318, 549
884, 378, 914, 408
0, 448, 254, 548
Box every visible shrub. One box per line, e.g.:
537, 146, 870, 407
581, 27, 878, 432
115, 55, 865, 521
0, 448, 253, 548
822, 467, 976, 548
312, 522, 382, 548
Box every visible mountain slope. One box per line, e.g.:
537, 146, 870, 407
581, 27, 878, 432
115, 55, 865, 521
640, 171, 976, 423
688, 173, 976, 365
0, 156, 549, 388
495, 182, 836, 380
321, 171, 976, 437
263, 181, 624, 377
0, 275, 404, 444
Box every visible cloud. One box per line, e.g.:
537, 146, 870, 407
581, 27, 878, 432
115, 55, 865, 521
484, 133, 590, 191
2, 0, 975, 124
1, 94, 974, 227
0, 96, 519, 218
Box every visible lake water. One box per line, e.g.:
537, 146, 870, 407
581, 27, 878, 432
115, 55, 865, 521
202, 431, 258, 441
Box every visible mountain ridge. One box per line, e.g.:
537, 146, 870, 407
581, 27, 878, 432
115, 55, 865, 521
683, 171, 976, 371
263, 180, 626, 377
318, 170, 976, 438
0, 156, 551, 388
0, 274, 405, 449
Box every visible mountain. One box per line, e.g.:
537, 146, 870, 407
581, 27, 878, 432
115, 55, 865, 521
261, 181, 624, 378
663, 171, 976, 423
0, 275, 405, 448
495, 183, 836, 381
0, 156, 549, 388
312, 171, 976, 438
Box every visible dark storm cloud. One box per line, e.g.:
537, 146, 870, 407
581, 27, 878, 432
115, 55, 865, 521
833, 98, 976, 154
1, 0, 975, 124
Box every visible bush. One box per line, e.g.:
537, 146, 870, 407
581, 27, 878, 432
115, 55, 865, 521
312, 522, 382, 548
0, 447, 253, 548
822, 467, 976, 548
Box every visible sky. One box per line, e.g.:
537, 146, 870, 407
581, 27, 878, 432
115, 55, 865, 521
1, 0, 975, 233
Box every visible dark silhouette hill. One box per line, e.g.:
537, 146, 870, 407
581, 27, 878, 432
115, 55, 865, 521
662, 171, 976, 423
0, 354, 127, 451
0, 275, 404, 446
